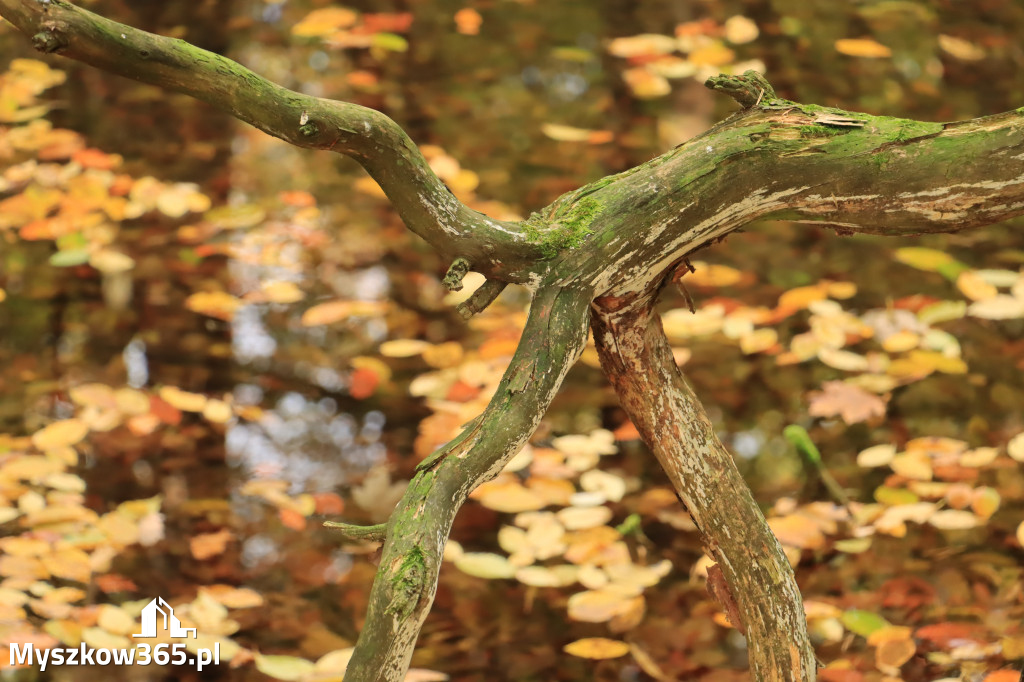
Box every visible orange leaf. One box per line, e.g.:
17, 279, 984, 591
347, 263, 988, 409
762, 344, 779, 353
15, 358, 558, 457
190, 529, 234, 561
349, 367, 380, 399
454, 8, 482, 35
313, 492, 345, 516
278, 508, 307, 531
835, 38, 892, 58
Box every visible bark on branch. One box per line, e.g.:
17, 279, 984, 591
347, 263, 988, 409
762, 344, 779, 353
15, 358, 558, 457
345, 284, 592, 681
592, 293, 816, 681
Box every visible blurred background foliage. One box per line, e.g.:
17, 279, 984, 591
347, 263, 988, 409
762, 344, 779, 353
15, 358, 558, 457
0, 0, 1023, 680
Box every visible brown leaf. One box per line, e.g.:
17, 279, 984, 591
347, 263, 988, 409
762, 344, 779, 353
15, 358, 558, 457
808, 381, 887, 424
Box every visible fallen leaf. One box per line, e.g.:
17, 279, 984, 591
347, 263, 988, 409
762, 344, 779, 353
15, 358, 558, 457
808, 381, 887, 424
190, 529, 233, 560
563, 637, 630, 660
835, 38, 892, 58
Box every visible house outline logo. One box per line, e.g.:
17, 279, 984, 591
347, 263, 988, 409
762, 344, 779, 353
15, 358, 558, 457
132, 597, 197, 639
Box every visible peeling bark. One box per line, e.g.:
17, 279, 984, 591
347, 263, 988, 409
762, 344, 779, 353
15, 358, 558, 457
592, 294, 816, 681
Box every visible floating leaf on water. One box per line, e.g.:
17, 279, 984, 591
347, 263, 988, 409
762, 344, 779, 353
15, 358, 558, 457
453, 552, 515, 580
184, 291, 242, 321
956, 271, 999, 301
724, 15, 758, 44
291, 7, 358, 38
563, 637, 630, 660
301, 300, 388, 326
928, 509, 979, 530
893, 247, 958, 272
204, 204, 266, 230
968, 295, 1024, 320
857, 444, 896, 468
1008, 432, 1024, 462
938, 34, 985, 61
254, 653, 316, 681
835, 38, 892, 58
607, 34, 678, 58
31, 419, 88, 451
840, 609, 890, 637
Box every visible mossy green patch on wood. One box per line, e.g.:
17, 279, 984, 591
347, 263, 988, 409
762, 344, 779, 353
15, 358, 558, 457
386, 544, 427, 618
524, 196, 602, 258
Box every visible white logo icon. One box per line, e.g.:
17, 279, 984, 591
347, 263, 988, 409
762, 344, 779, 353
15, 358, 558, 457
132, 597, 197, 639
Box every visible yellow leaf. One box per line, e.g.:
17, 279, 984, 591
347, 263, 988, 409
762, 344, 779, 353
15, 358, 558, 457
114, 387, 150, 415
567, 589, 634, 623
564, 637, 631, 660
254, 653, 316, 681
190, 529, 234, 560
857, 444, 896, 468
453, 552, 515, 579
81, 627, 130, 651
739, 328, 777, 354
476, 481, 547, 513
970, 487, 1000, 519
835, 38, 892, 58
202, 399, 233, 424
826, 281, 857, 299
875, 636, 916, 669
768, 515, 825, 549
203, 585, 264, 609
957, 271, 998, 301
959, 447, 998, 468
158, 386, 207, 413
689, 42, 735, 66
968, 295, 1024, 320
938, 34, 985, 61
31, 419, 88, 451
185, 290, 242, 321
687, 263, 743, 287
622, 68, 671, 99
301, 300, 388, 326
893, 247, 956, 272
97, 604, 136, 635
541, 123, 597, 142
607, 34, 678, 58
1008, 432, 1024, 462
890, 451, 933, 481
1017, 520, 1024, 548
778, 285, 827, 311
556, 505, 613, 530
261, 280, 304, 304
881, 330, 919, 353
379, 339, 431, 357
928, 509, 979, 530
292, 7, 359, 38
89, 249, 135, 274
724, 16, 759, 44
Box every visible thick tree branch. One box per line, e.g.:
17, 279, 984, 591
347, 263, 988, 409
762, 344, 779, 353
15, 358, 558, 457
0, 0, 542, 281
592, 294, 816, 682
345, 283, 592, 681
553, 94, 1024, 297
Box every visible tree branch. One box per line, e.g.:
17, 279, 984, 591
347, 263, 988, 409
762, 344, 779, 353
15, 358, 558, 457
345, 283, 592, 681
0, 0, 542, 281
592, 294, 816, 682
551, 95, 1024, 298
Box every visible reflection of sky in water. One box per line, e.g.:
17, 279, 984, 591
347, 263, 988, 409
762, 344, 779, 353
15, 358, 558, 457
226, 387, 386, 493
